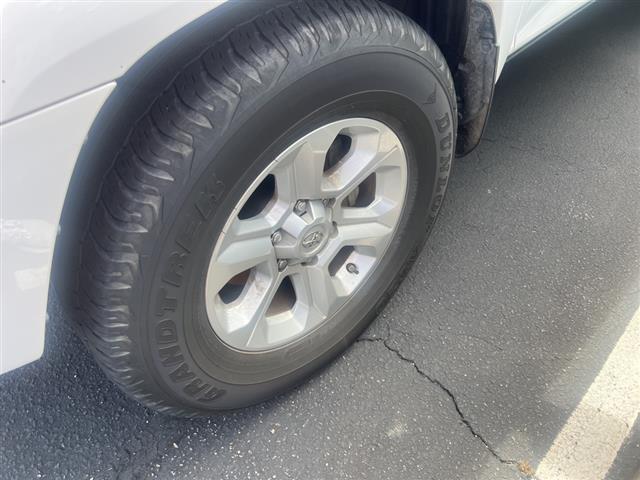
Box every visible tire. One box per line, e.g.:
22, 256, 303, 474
78, 0, 456, 416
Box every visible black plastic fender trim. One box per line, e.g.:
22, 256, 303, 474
454, 0, 498, 156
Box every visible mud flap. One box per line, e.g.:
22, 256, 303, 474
454, 1, 498, 156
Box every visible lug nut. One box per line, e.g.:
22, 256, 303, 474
294, 200, 307, 215
346, 263, 359, 275
277, 259, 288, 271
271, 231, 282, 244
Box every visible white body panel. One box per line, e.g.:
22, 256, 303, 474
514, 1, 591, 53
485, 0, 590, 78
0, 0, 587, 373
1, 2, 222, 123
0, 1, 225, 373
0, 84, 115, 373
485, 0, 528, 78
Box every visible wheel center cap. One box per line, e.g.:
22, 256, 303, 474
272, 200, 333, 261
297, 224, 329, 257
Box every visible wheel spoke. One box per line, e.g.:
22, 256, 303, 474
292, 264, 342, 320
225, 214, 274, 243
221, 269, 282, 349
207, 217, 277, 294
338, 222, 393, 253
331, 143, 404, 202
274, 123, 344, 200
333, 197, 400, 229
318, 221, 393, 268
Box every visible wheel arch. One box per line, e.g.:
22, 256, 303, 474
52, 0, 276, 306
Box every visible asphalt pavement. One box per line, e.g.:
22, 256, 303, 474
1, 2, 639, 479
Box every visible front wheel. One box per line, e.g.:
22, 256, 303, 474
77, 0, 456, 416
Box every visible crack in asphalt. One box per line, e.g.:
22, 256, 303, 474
113, 421, 188, 480
356, 333, 517, 468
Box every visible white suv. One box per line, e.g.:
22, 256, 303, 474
1, 0, 590, 415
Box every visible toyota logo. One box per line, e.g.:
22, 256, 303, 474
301, 231, 324, 249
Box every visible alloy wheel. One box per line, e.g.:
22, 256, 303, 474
205, 118, 408, 351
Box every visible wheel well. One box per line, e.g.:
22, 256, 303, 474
380, 0, 471, 72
